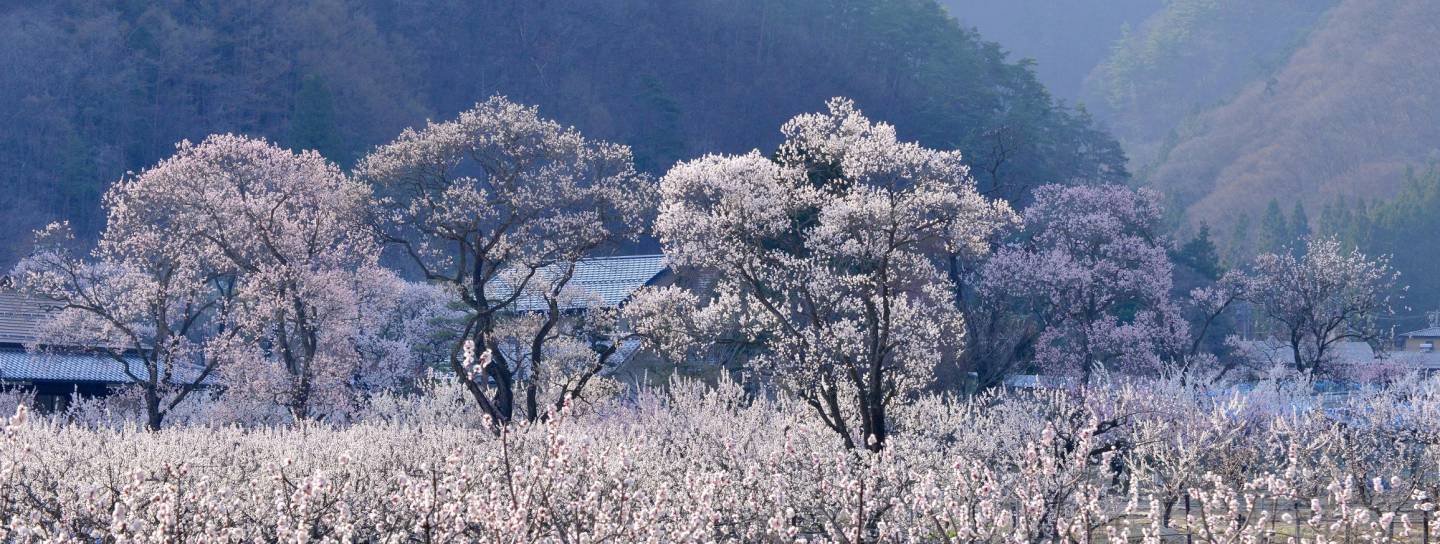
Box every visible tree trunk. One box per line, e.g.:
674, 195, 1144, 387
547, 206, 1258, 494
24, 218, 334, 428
525, 384, 539, 423
481, 334, 515, 423
144, 388, 164, 432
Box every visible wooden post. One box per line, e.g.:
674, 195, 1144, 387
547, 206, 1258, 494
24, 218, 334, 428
1294, 500, 1300, 540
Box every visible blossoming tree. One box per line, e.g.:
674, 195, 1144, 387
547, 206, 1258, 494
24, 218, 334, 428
645, 98, 1014, 451
355, 96, 652, 425
978, 184, 1189, 380
17, 219, 233, 431
1246, 236, 1399, 375
95, 134, 389, 421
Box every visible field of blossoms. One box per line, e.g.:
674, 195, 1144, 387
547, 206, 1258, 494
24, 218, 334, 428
3, 377, 1440, 543
0, 91, 1417, 543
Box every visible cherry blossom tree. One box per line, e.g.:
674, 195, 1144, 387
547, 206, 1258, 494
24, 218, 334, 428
493, 279, 634, 421
649, 98, 1014, 451
355, 96, 652, 426
102, 134, 386, 421
979, 184, 1189, 381
1181, 270, 1253, 379
16, 220, 233, 431
1246, 236, 1400, 376
352, 279, 467, 392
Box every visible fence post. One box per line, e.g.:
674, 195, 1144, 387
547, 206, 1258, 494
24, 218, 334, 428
1294, 500, 1300, 540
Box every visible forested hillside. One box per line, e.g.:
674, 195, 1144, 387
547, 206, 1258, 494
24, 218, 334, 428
1081, 0, 1337, 168
1142, 0, 1440, 241
0, 0, 1125, 268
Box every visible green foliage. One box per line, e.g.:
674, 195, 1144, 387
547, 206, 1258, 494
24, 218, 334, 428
1259, 200, 1289, 254
1225, 212, 1252, 266
1251, 200, 1311, 257
289, 75, 346, 165
630, 76, 685, 174
1288, 201, 1310, 241
1175, 223, 1223, 281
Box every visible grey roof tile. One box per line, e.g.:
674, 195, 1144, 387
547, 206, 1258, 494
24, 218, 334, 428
500, 255, 668, 312
0, 290, 59, 345
0, 346, 143, 384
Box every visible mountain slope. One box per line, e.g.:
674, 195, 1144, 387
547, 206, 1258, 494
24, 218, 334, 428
1142, 0, 1440, 242
1081, 0, 1337, 168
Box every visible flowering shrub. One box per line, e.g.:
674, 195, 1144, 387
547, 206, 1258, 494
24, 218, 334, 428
4, 377, 1440, 542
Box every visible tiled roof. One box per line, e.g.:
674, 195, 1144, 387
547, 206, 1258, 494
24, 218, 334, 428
500, 255, 668, 313
0, 346, 143, 384
0, 290, 59, 345
1401, 327, 1440, 338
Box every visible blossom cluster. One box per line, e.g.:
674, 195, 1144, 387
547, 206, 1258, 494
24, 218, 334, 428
5, 376, 1440, 542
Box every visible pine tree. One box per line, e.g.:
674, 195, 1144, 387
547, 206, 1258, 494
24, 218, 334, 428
1177, 223, 1223, 280
289, 75, 345, 164
1259, 199, 1289, 253
1289, 201, 1310, 241
1227, 212, 1253, 265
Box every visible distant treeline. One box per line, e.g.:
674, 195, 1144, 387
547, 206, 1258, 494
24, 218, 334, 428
0, 0, 1126, 267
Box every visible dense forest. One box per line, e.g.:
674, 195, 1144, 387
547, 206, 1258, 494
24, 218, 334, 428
0, 0, 1126, 267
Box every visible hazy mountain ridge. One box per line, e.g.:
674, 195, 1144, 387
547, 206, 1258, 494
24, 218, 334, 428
947, 0, 1439, 257
938, 0, 1162, 101
1081, 0, 1338, 170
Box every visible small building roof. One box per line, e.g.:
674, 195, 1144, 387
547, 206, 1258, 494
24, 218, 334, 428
1401, 327, 1440, 338
501, 254, 669, 313
0, 289, 59, 346
0, 346, 144, 384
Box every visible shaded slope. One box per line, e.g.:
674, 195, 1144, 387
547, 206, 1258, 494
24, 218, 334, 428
1143, 0, 1440, 243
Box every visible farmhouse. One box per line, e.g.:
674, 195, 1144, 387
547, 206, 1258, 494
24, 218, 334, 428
492, 254, 672, 373
0, 279, 141, 411
1399, 315, 1440, 353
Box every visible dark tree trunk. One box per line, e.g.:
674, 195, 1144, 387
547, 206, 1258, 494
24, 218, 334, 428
144, 388, 164, 432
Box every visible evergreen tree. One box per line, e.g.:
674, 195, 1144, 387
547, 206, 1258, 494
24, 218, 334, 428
1259, 199, 1289, 253
289, 75, 345, 164
1319, 197, 1349, 241
1289, 201, 1310, 241
1177, 223, 1223, 280
631, 76, 686, 173
1227, 212, 1253, 265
